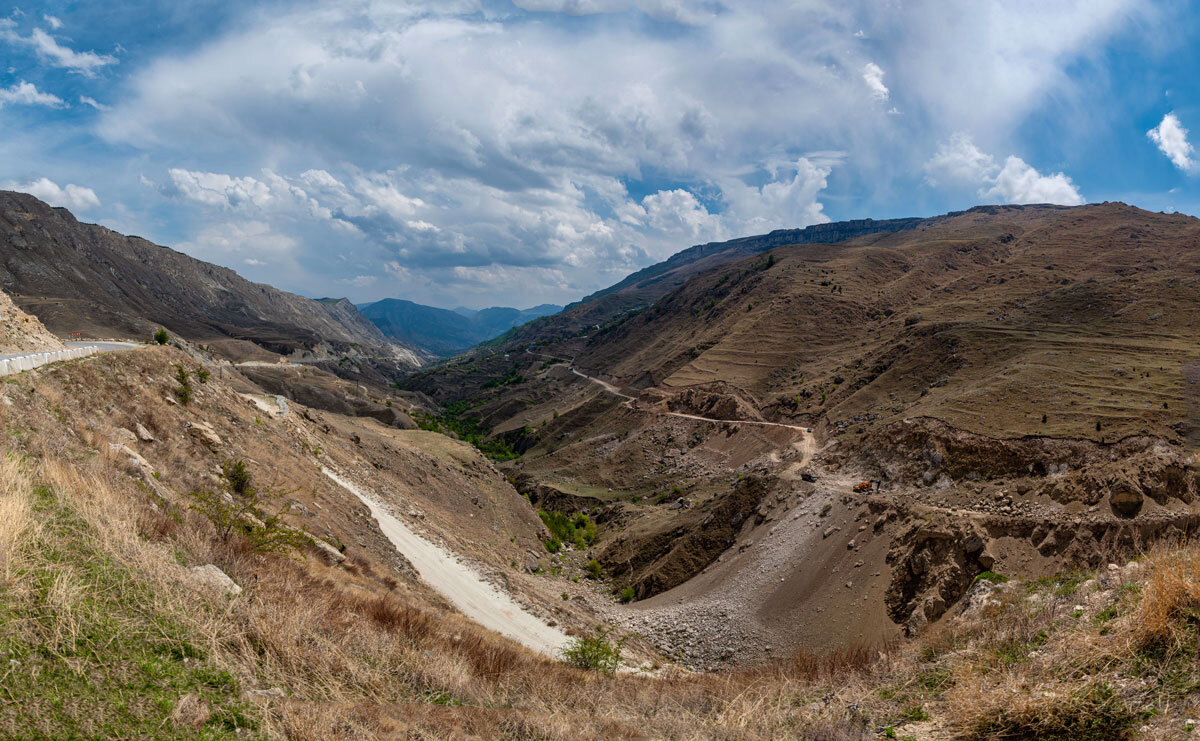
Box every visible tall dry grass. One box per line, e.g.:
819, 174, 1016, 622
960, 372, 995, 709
0, 455, 34, 581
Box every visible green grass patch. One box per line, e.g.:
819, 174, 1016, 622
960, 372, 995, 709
0, 485, 258, 738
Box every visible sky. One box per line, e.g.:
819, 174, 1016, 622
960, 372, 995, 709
1, 1, 1197, 309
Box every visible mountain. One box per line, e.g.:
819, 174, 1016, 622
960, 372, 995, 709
361, 298, 561, 356
0, 191, 423, 366
405, 201, 1200, 662
476, 213, 939, 351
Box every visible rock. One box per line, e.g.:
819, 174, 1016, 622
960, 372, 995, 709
114, 427, 137, 443
307, 534, 346, 564
186, 422, 223, 451
136, 423, 155, 442
187, 564, 242, 597
978, 549, 996, 570
524, 551, 542, 573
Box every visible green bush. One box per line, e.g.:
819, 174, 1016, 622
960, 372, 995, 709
539, 510, 597, 549
974, 571, 1009, 584
586, 560, 603, 580
195, 368, 211, 384
153, 328, 169, 345
561, 627, 629, 675
619, 586, 635, 603
186, 460, 311, 555
173, 365, 193, 405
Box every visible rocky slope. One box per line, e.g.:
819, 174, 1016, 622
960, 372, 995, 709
0, 191, 422, 367
0, 286, 64, 353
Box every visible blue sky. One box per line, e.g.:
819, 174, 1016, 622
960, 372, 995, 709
1, 1, 1197, 309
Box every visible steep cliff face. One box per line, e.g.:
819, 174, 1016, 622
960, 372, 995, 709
0, 191, 419, 366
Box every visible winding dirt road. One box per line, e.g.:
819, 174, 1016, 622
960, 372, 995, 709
565, 365, 817, 469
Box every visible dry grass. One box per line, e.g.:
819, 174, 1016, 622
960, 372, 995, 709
0, 455, 34, 580
5, 347, 1200, 738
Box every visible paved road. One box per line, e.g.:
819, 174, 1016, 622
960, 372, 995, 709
322, 467, 571, 658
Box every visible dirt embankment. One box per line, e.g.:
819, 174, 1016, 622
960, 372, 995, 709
854, 417, 1197, 516
601, 475, 773, 598
0, 288, 65, 353
636, 382, 766, 422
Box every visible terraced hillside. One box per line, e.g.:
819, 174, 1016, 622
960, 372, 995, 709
402, 202, 1200, 666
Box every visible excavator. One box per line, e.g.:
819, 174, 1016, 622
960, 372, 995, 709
852, 480, 881, 493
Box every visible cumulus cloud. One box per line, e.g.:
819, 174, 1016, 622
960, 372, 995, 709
862, 62, 889, 101
4, 177, 100, 210
982, 156, 1084, 206
925, 132, 1083, 206
0, 24, 117, 75
1147, 112, 1195, 172
0, 80, 64, 108
82, 0, 1139, 305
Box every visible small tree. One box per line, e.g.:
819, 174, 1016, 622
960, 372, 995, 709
153, 328, 170, 345
562, 626, 630, 674
174, 365, 193, 405
186, 459, 311, 554
586, 559, 603, 580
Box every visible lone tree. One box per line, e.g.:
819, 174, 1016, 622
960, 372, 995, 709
153, 328, 169, 345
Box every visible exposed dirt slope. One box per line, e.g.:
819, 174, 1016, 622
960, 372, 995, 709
0, 286, 64, 353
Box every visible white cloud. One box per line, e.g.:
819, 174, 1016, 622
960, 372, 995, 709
982, 156, 1084, 206
79, 95, 108, 110
1147, 112, 1195, 172
84, 0, 1141, 305
862, 62, 889, 101
513, 0, 716, 23
42, 14, 63, 30
0, 25, 117, 76
4, 177, 100, 210
923, 132, 997, 187
0, 80, 64, 108
925, 132, 1083, 206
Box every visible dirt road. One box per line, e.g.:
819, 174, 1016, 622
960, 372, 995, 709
566, 365, 817, 467
321, 467, 571, 658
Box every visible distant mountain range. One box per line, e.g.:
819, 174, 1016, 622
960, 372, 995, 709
359, 299, 562, 356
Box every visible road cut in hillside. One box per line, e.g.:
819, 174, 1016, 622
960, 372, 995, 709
321, 467, 572, 658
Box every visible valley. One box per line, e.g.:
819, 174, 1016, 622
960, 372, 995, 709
2, 195, 1200, 739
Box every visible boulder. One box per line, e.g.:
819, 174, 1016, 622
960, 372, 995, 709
136, 423, 155, 442
186, 422, 223, 451
187, 564, 242, 597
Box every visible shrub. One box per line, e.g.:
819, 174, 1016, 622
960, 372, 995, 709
173, 365, 193, 405
185, 460, 310, 555
539, 510, 597, 549
194, 368, 210, 384
619, 586, 635, 603
586, 560, 603, 580
561, 626, 629, 675
153, 328, 169, 345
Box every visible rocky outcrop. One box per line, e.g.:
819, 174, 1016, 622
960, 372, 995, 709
885, 515, 990, 636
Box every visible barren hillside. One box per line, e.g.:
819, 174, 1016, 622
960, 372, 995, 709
0, 191, 425, 368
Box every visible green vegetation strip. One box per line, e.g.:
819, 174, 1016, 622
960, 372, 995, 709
0, 486, 257, 738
